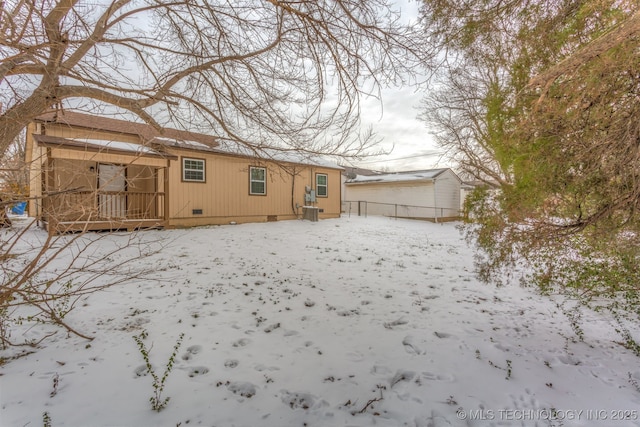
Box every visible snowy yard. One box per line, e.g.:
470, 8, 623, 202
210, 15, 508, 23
2, 215, 640, 426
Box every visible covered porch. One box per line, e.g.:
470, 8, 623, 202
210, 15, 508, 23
33, 135, 174, 234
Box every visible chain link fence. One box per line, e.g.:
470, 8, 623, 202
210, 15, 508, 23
342, 200, 460, 222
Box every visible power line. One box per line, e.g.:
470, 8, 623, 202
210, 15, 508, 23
356, 151, 444, 164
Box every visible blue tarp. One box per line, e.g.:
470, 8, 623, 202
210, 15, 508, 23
11, 202, 27, 215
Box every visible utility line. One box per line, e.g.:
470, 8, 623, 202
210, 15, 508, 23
356, 151, 444, 164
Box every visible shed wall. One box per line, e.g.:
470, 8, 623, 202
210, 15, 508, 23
433, 170, 461, 217
344, 170, 461, 220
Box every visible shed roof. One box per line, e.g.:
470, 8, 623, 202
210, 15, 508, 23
345, 168, 454, 185
341, 166, 385, 178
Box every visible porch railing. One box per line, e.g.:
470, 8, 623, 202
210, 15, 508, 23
43, 190, 165, 222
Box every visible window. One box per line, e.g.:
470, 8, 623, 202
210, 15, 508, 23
182, 158, 205, 182
250, 166, 266, 195
316, 173, 328, 197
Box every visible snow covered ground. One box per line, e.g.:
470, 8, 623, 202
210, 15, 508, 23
2, 215, 640, 427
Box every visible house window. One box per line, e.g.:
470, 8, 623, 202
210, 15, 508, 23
316, 173, 328, 197
182, 158, 205, 182
250, 166, 266, 195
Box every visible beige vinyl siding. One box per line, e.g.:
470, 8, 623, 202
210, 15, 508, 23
53, 159, 96, 192
25, 119, 342, 228
313, 167, 341, 217
166, 148, 341, 226
25, 122, 168, 222
25, 123, 45, 217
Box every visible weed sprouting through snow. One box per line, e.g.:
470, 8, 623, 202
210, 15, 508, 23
133, 330, 184, 412
42, 411, 52, 427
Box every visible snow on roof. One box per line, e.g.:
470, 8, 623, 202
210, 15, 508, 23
32, 134, 169, 158
71, 138, 164, 156
156, 137, 343, 170
151, 137, 213, 151
35, 111, 219, 147
345, 168, 450, 184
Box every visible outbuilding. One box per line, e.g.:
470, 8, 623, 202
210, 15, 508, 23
343, 168, 461, 221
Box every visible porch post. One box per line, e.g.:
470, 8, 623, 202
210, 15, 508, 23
45, 149, 57, 235
163, 161, 170, 224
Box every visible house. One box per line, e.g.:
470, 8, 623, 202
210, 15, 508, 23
25, 111, 342, 234
343, 168, 461, 222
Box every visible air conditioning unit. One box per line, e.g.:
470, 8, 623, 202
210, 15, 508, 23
302, 206, 319, 222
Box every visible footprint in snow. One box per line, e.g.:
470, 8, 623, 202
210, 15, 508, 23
264, 323, 281, 333
281, 391, 327, 410
421, 371, 456, 382
187, 366, 209, 377
232, 338, 251, 347
384, 317, 408, 329
182, 344, 203, 360
402, 335, 424, 355
433, 331, 452, 339
224, 359, 239, 369
133, 364, 150, 377
509, 388, 541, 411
557, 355, 581, 366
390, 370, 416, 387
227, 381, 257, 398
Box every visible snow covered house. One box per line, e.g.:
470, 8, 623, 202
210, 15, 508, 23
343, 168, 461, 221
25, 111, 342, 234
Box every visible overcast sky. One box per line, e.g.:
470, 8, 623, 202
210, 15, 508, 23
356, 82, 444, 172
351, 0, 447, 173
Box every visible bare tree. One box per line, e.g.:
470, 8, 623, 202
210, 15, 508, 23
0, 133, 29, 227
0, 220, 167, 350
1, 0, 426, 159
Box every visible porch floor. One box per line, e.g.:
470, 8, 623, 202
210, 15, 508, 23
46, 219, 166, 234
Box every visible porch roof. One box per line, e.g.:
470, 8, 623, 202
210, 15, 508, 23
33, 134, 177, 160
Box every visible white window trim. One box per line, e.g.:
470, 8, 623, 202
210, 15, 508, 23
316, 173, 328, 197
182, 158, 205, 182
249, 166, 267, 195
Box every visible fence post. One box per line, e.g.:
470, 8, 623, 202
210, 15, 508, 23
395, 204, 397, 219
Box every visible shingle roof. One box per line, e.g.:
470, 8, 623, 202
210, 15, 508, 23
35, 111, 219, 147
32, 134, 175, 159
34, 111, 341, 170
